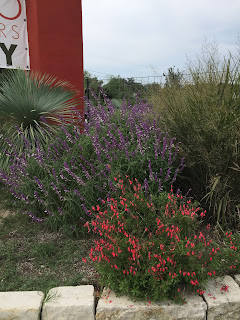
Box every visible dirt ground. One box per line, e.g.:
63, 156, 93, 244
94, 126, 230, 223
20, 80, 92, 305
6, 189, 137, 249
0, 208, 14, 223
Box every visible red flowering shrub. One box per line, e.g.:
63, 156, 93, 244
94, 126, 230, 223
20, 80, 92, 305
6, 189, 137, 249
85, 176, 239, 304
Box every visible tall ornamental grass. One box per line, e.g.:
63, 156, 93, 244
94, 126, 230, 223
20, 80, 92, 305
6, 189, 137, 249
0, 94, 185, 236
147, 45, 240, 230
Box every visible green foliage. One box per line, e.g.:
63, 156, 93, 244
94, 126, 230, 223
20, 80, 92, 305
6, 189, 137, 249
84, 71, 103, 103
17, 132, 110, 236
110, 98, 123, 108
103, 76, 144, 100
0, 69, 78, 170
86, 176, 240, 304
147, 43, 240, 229
0, 212, 95, 293
8, 100, 181, 236
163, 66, 183, 89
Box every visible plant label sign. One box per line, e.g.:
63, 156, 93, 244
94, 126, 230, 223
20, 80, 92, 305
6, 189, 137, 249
0, 0, 30, 69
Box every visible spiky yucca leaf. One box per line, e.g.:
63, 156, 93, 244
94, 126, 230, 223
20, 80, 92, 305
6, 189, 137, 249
0, 69, 79, 169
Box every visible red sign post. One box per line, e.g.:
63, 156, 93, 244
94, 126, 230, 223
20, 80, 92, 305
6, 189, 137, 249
26, 0, 84, 114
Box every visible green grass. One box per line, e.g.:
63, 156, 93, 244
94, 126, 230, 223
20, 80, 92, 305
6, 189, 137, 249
0, 188, 99, 294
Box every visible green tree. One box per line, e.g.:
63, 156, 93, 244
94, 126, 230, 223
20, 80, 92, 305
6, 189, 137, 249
84, 71, 103, 100
103, 76, 144, 100
163, 66, 183, 89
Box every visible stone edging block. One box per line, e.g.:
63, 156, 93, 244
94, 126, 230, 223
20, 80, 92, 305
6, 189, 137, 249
41, 285, 95, 320
234, 274, 240, 286
96, 288, 207, 320
203, 275, 240, 320
0, 291, 44, 320
0, 275, 239, 320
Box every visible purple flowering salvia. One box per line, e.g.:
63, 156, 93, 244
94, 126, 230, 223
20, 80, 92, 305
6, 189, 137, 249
34, 177, 48, 195
34, 191, 46, 205
64, 162, 86, 186
52, 168, 59, 184
148, 160, 154, 180
20, 193, 31, 204
57, 207, 63, 216
16, 127, 31, 148
95, 185, 104, 193
79, 163, 91, 179
0, 93, 187, 235
168, 152, 172, 166
44, 209, 54, 216
105, 164, 111, 172
184, 188, 192, 198
61, 126, 74, 143
161, 137, 168, 160
74, 189, 85, 201
171, 168, 179, 183
165, 168, 171, 181
62, 185, 70, 193
169, 137, 176, 150
158, 179, 162, 192
108, 179, 116, 192
143, 178, 149, 194
100, 170, 108, 179
60, 170, 68, 182
176, 189, 181, 195
154, 143, 158, 159
81, 204, 92, 217
89, 163, 96, 174
25, 211, 45, 223
51, 182, 63, 200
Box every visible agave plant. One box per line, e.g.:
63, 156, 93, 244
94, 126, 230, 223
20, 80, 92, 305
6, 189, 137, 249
0, 69, 79, 169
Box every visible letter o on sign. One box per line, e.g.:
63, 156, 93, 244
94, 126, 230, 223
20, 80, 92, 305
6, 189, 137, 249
0, 0, 22, 20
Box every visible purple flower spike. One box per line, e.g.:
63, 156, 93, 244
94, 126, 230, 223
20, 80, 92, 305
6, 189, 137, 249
165, 168, 171, 181
57, 207, 64, 216
158, 178, 162, 192
74, 189, 85, 201
168, 152, 172, 166
34, 177, 48, 196
81, 204, 92, 217
148, 160, 154, 180
51, 182, 63, 200
169, 137, 176, 150
143, 178, 149, 194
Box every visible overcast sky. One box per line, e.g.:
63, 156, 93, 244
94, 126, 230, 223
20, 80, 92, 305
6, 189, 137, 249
82, 0, 240, 81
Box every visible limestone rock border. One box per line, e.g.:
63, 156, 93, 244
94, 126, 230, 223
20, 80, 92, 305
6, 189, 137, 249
0, 275, 239, 320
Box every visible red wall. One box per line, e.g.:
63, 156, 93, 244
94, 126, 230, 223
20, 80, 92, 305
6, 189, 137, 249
26, 0, 84, 114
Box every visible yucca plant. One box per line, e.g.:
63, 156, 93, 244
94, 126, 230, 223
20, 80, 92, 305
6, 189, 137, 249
0, 69, 79, 170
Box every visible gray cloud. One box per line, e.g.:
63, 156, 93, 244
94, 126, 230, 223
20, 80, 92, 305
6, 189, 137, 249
82, 0, 239, 78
